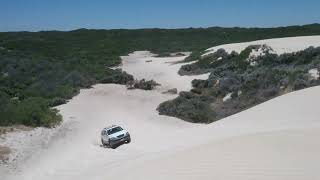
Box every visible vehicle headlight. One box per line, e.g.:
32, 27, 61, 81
125, 132, 130, 136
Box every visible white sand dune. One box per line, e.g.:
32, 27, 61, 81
203, 35, 320, 56
1, 36, 320, 180
123, 128, 320, 180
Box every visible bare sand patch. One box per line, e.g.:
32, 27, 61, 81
0, 126, 33, 135
0, 146, 11, 162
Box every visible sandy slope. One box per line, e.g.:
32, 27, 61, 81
203, 35, 320, 56
112, 86, 320, 180
122, 128, 320, 180
1, 36, 320, 180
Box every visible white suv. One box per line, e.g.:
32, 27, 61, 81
101, 125, 131, 148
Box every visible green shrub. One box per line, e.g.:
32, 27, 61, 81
0, 97, 62, 127
157, 93, 216, 123
184, 50, 203, 62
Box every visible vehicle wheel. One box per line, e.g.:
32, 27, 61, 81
109, 143, 116, 149
126, 138, 131, 144
108, 140, 115, 149
101, 139, 106, 146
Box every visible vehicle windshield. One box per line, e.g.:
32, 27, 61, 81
107, 127, 123, 135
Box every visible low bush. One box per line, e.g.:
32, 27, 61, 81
0, 96, 62, 127
126, 79, 160, 90
157, 92, 216, 123
100, 69, 134, 85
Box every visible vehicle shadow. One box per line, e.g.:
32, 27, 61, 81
100, 142, 126, 149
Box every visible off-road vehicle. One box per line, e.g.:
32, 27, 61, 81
101, 125, 131, 148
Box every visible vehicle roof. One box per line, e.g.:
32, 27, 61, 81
103, 125, 120, 131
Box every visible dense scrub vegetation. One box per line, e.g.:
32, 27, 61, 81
1, 24, 320, 127
158, 46, 320, 123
